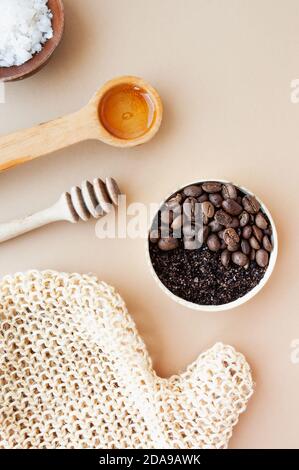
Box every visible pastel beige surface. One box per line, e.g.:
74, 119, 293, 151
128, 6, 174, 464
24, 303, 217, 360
0, 0, 298, 448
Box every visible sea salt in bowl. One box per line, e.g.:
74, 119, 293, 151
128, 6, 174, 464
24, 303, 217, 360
147, 179, 278, 312
0, 0, 64, 82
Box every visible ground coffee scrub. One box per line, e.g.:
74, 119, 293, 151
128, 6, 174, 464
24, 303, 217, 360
149, 181, 275, 307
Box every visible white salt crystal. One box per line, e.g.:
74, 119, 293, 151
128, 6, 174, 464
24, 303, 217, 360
0, 0, 53, 67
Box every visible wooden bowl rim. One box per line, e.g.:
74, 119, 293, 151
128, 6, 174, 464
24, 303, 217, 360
0, 0, 65, 82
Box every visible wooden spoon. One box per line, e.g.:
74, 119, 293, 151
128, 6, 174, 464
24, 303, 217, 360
0, 76, 163, 172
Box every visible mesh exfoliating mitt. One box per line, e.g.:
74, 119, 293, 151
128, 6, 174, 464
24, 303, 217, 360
0, 271, 253, 449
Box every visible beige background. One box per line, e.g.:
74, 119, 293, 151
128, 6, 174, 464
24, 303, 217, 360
0, 0, 298, 448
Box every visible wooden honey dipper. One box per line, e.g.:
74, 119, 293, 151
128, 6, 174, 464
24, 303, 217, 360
0, 177, 121, 244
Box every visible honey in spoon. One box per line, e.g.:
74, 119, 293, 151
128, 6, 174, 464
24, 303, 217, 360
99, 84, 156, 140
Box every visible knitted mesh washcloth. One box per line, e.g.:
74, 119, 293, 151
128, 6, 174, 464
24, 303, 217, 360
0, 271, 253, 449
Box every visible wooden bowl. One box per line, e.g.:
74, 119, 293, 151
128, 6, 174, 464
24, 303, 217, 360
0, 0, 64, 82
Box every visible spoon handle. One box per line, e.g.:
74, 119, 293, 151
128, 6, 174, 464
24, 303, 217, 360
0, 107, 95, 172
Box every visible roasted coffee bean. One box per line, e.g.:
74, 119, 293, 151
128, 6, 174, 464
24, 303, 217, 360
207, 234, 221, 252
171, 215, 183, 230
183, 223, 196, 238
220, 240, 227, 250
232, 252, 249, 267
244, 262, 250, 270
202, 201, 215, 219
242, 225, 252, 239
239, 211, 250, 227
223, 228, 240, 247
250, 249, 256, 261
215, 210, 233, 227
218, 229, 225, 240
221, 249, 231, 267
236, 196, 242, 205
242, 195, 260, 214
183, 197, 197, 218
149, 229, 160, 244
252, 225, 263, 243
249, 236, 260, 250
263, 235, 273, 253
202, 225, 210, 243
241, 239, 251, 256
198, 193, 209, 203
264, 227, 272, 236
158, 237, 179, 251
222, 183, 238, 200
160, 209, 173, 225
166, 193, 183, 210
209, 193, 223, 208
222, 198, 243, 216
227, 243, 240, 252
255, 212, 268, 230
202, 182, 222, 193
256, 249, 269, 268
226, 217, 240, 229
184, 238, 200, 250
183, 185, 203, 198
209, 220, 223, 233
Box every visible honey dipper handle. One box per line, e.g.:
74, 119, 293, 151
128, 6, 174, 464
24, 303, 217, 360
0, 107, 97, 172
0, 204, 64, 243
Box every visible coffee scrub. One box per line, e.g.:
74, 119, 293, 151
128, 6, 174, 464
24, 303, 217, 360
149, 181, 277, 308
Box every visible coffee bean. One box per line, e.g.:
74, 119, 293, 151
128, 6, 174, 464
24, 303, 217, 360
183, 185, 203, 198
227, 243, 240, 252
244, 262, 250, 270
221, 249, 231, 267
220, 240, 227, 250
218, 230, 225, 240
223, 228, 240, 247
242, 225, 252, 239
232, 252, 249, 267
215, 210, 233, 227
166, 193, 183, 210
252, 225, 263, 243
209, 193, 223, 208
249, 236, 260, 250
183, 224, 196, 238
202, 201, 215, 219
255, 212, 268, 230
250, 249, 256, 261
198, 193, 209, 203
202, 182, 222, 193
264, 227, 272, 236
160, 209, 173, 225
226, 217, 240, 229
241, 239, 251, 256
222, 198, 243, 216
222, 183, 238, 200
183, 197, 197, 218
209, 220, 223, 233
239, 211, 250, 227
256, 249, 269, 268
242, 195, 260, 214
158, 237, 179, 251
171, 215, 183, 230
263, 235, 273, 253
149, 229, 160, 244
207, 234, 221, 252
202, 225, 210, 243
184, 238, 200, 250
